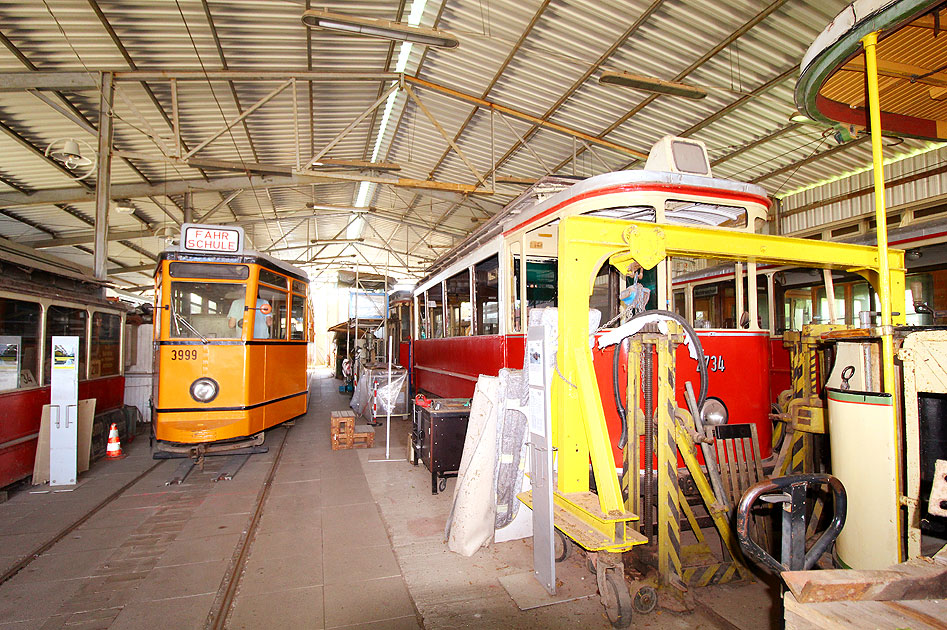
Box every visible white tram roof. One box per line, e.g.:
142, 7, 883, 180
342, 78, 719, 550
421, 166, 770, 285
160, 243, 308, 282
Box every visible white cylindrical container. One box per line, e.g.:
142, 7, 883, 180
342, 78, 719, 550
826, 387, 900, 569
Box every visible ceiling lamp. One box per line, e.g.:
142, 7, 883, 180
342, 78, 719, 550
45, 138, 96, 180
114, 199, 135, 214
599, 70, 707, 100
301, 9, 459, 48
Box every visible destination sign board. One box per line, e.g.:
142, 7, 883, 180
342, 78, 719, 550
181, 224, 244, 254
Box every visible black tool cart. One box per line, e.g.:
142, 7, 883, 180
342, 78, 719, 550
412, 397, 471, 494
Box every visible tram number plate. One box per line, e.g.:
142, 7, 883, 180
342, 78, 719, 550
706, 355, 725, 372
170, 349, 198, 361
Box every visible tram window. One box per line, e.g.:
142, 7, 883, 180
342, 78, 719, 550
0, 298, 40, 391
851, 282, 875, 325
255, 286, 287, 340
169, 262, 248, 280
673, 290, 686, 320
512, 257, 557, 331
475, 254, 499, 335
783, 289, 813, 331
259, 268, 288, 290
44, 306, 87, 385
90, 312, 121, 378
293, 279, 307, 294
446, 270, 471, 337
290, 294, 305, 340
906, 273, 935, 326
172, 281, 244, 339
428, 283, 445, 339
399, 305, 411, 339
815, 285, 846, 325
693, 282, 732, 328
417, 293, 428, 339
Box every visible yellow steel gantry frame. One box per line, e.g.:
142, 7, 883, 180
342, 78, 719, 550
553, 215, 906, 553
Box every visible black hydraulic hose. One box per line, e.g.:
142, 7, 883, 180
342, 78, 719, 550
609, 309, 709, 445
613, 337, 630, 449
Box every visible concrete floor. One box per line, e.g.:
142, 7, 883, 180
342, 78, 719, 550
0, 370, 776, 629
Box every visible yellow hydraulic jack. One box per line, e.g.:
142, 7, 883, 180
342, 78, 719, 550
623, 324, 750, 593
537, 214, 905, 627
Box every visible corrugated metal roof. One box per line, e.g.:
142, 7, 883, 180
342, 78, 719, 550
0, 0, 943, 291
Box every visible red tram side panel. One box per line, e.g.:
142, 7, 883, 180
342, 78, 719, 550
414, 328, 776, 468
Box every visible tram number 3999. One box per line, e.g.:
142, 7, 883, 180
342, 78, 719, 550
704, 355, 725, 372
170, 349, 198, 361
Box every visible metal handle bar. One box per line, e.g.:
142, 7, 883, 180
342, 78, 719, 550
736, 473, 846, 573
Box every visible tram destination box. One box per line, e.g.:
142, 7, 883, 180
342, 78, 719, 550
414, 398, 471, 494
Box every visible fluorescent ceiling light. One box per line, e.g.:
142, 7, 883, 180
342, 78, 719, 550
599, 70, 707, 100
301, 10, 459, 48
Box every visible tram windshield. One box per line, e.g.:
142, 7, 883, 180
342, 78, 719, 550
170, 281, 245, 339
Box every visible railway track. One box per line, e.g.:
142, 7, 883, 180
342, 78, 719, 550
0, 459, 164, 587
203, 424, 291, 629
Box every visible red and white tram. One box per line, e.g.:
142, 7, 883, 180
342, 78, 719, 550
409, 136, 777, 465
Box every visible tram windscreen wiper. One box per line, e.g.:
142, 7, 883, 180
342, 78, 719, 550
170, 304, 208, 344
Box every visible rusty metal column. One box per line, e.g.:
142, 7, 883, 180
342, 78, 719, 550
184, 192, 194, 224
93, 71, 114, 282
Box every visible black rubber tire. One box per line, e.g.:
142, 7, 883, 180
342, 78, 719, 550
602, 569, 633, 629
554, 529, 572, 563
438, 477, 447, 492
631, 584, 658, 614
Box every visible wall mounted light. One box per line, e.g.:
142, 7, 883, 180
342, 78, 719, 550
599, 70, 707, 100
301, 9, 459, 48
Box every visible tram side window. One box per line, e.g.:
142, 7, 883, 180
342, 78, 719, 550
512, 257, 557, 331
44, 306, 87, 385
428, 283, 444, 338
475, 255, 499, 335
814, 285, 846, 325
256, 286, 288, 340
673, 289, 686, 321
693, 282, 732, 328
399, 304, 411, 340
259, 268, 288, 290
90, 312, 121, 378
290, 293, 305, 340
446, 269, 471, 337
172, 282, 244, 339
0, 298, 40, 391
417, 294, 428, 339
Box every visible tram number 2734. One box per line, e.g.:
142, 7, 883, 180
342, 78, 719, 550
704, 354, 725, 372
170, 349, 198, 361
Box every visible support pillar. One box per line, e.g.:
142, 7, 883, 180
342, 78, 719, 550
94, 71, 114, 283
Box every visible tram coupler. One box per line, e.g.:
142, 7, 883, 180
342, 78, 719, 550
152, 432, 267, 460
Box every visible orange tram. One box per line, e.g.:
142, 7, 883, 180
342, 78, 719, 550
152, 224, 310, 456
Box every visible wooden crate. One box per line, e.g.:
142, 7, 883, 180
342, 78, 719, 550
330, 410, 356, 434
330, 412, 375, 450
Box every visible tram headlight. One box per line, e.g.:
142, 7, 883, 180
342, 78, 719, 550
700, 397, 728, 426
190, 377, 219, 403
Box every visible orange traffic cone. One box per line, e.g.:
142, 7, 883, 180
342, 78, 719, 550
106, 423, 125, 459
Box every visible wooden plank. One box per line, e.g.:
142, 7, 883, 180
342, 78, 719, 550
783, 557, 947, 603
785, 593, 947, 630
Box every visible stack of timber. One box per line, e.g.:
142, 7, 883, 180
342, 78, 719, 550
330, 410, 375, 450
782, 545, 947, 629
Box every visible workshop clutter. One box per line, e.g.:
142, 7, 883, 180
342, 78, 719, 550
330, 410, 375, 450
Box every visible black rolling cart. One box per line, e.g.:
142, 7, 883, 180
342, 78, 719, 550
412, 397, 471, 494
